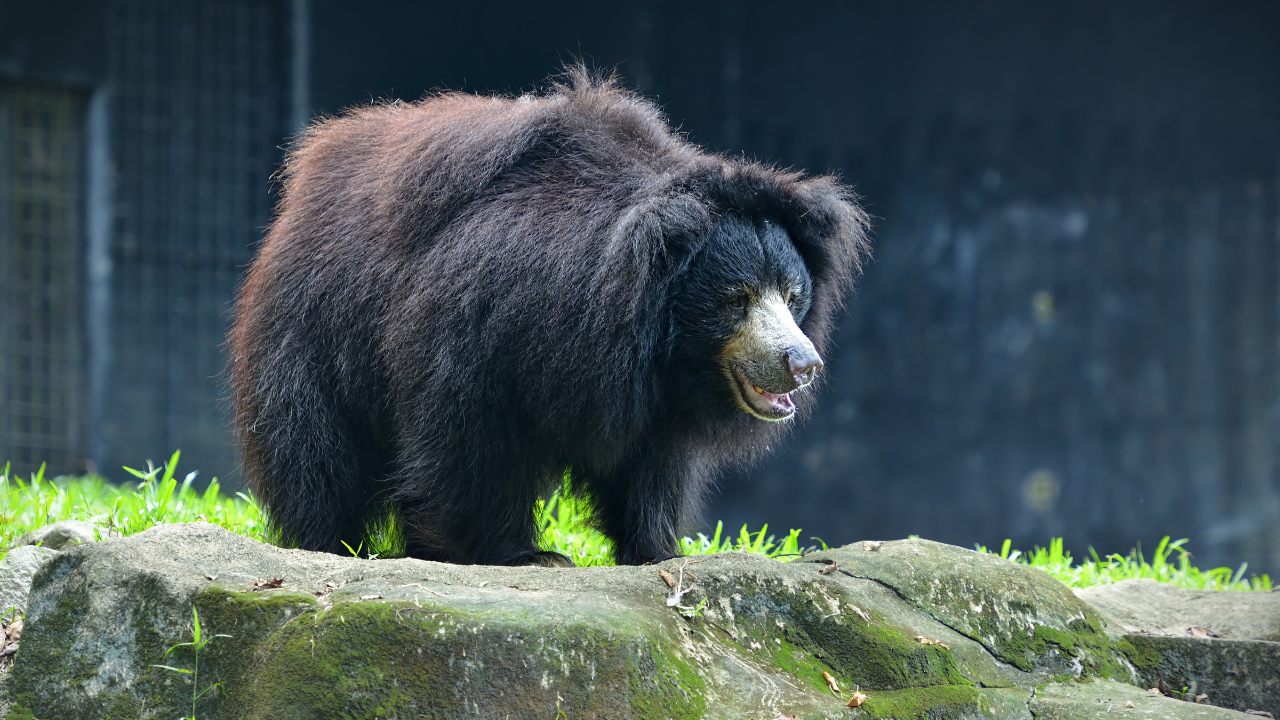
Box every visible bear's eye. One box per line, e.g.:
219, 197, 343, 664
727, 296, 747, 311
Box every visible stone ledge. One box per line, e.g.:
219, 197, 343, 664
0, 524, 1269, 719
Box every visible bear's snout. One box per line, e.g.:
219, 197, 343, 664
785, 344, 823, 388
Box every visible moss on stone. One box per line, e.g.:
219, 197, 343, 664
627, 641, 707, 720
721, 575, 972, 694
2, 703, 38, 720
858, 684, 982, 719
101, 693, 142, 720
1030, 625, 1078, 655
764, 634, 848, 696
812, 620, 969, 690
810, 540, 1132, 683
962, 603, 1122, 680
8, 586, 97, 713
1114, 635, 1162, 673
195, 585, 319, 638
205, 593, 704, 719
7, 568, 212, 719
8, 531, 1155, 718
189, 586, 320, 719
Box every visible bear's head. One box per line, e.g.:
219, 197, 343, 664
672, 215, 822, 422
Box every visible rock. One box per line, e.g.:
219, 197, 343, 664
1031, 679, 1265, 720
0, 526, 1265, 719
13, 521, 100, 551
1113, 633, 1280, 717
1074, 579, 1280, 717
0, 546, 59, 617
802, 538, 1118, 677
1076, 579, 1280, 641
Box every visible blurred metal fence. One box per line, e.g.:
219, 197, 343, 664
0, 0, 289, 482
95, 0, 287, 483
0, 86, 85, 476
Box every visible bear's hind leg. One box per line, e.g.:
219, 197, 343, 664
240, 388, 380, 555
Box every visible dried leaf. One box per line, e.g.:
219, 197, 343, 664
768, 715, 798, 720
1187, 626, 1221, 638
818, 562, 839, 575
848, 689, 867, 708
862, 541, 883, 552
1244, 711, 1274, 718
1124, 701, 1135, 708
821, 671, 842, 697
1194, 694, 1208, 703
204, 574, 217, 581
658, 569, 675, 588
5, 618, 22, 643
251, 578, 285, 591
359, 594, 383, 600
914, 635, 950, 650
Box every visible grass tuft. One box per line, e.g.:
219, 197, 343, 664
974, 536, 1271, 592
363, 505, 407, 559
535, 484, 614, 567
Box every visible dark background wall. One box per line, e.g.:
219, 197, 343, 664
305, 1, 1280, 577
2, 1, 1277, 577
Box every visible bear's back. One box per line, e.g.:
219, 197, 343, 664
278, 75, 701, 253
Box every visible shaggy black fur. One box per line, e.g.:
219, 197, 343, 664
229, 69, 870, 566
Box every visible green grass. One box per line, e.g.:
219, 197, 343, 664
0, 452, 1269, 591
974, 536, 1271, 592
0, 451, 266, 549
535, 484, 808, 567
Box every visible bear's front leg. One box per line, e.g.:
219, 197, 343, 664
394, 452, 577, 566
586, 451, 700, 565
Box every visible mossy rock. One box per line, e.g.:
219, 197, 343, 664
803, 539, 1122, 678
1, 526, 1256, 719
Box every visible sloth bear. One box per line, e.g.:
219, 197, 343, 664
229, 70, 869, 566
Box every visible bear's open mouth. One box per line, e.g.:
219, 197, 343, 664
730, 366, 796, 421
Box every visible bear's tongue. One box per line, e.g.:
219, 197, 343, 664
752, 384, 795, 412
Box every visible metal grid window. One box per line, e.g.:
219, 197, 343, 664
98, 0, 287, 481
0, 86, 84, 476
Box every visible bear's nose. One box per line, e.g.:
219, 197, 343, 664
786, 347, 824, 387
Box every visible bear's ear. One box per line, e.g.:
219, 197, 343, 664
613, 193, 716, 272
783, 176, 872, 297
